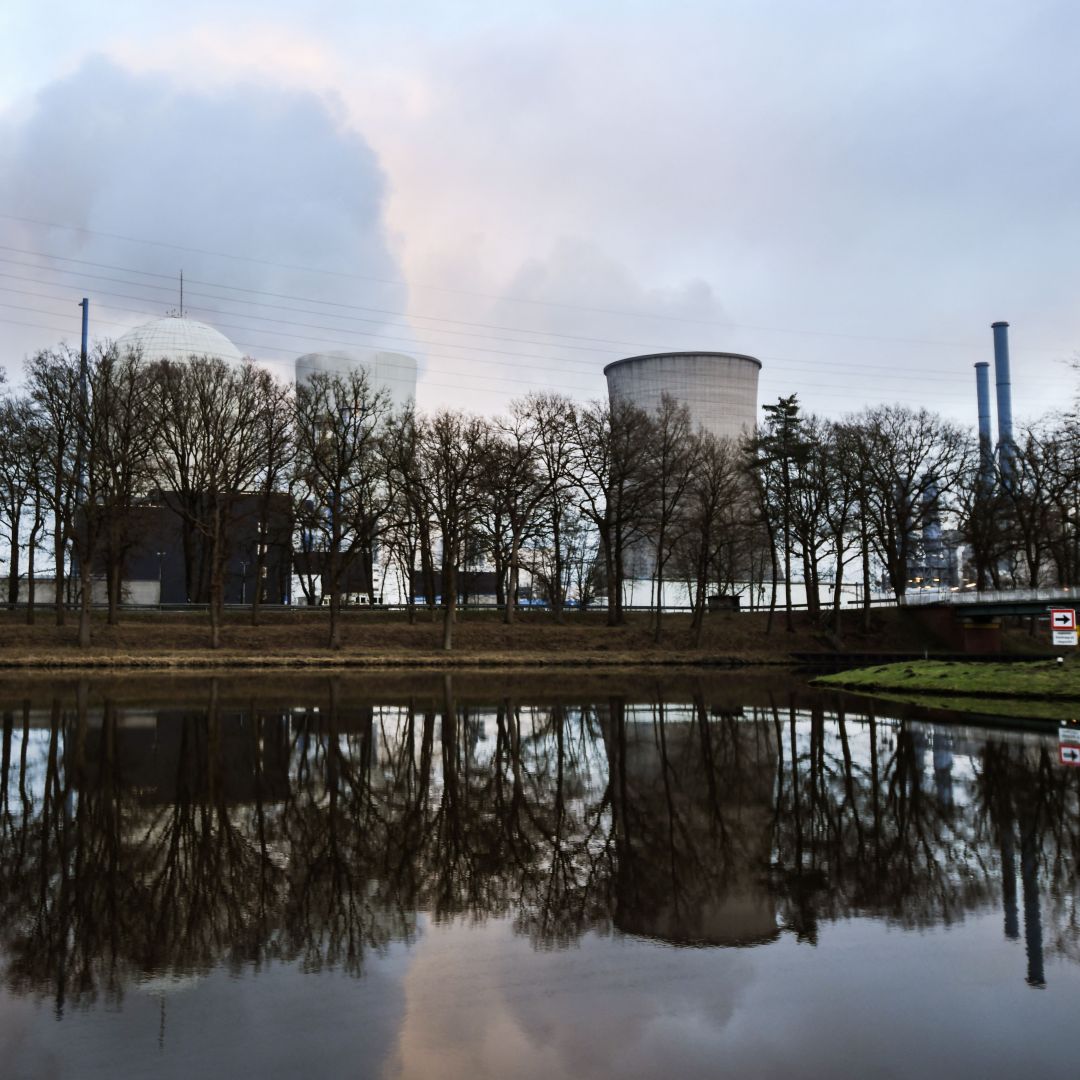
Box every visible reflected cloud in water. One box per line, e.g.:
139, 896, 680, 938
0, 675, 1076, 1077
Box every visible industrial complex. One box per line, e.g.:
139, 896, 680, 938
26, 305, 1023, 611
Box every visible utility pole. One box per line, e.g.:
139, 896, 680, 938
77, 298, 89, 500
73, 297, 90, 613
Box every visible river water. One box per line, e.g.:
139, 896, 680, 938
0, 671, 1076, 1079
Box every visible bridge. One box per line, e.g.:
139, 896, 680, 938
900, 586, 1079, 651
900, 585, 1080, 618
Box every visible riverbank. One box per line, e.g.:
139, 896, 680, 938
0, 607, 1054, 670
0, 606, 983, 669
815, 658, 1080, 700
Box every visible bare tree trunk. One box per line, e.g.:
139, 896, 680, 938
443, 562, 457, 651
26, 524, 37, 626
209, 504, 223, 650
329, 591, 342, 651
78, 560, 92, 648
505, 534, 519, 625
861, 519, 872, 635
6, 508, 19, 610
550, 512, 564, 624
53, 519, 65, 627
419, 518, 436, 616
107, 555, 121, 625
251, 516, 268, 628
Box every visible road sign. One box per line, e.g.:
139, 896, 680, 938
1060, 726, 1080, 746
1053, 630, 1078, 646
1051, 608, 1076, 630
1059, 745, 1080, 767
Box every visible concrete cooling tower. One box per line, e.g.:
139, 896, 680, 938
604, 351, 761, 440
295, 349, 418, 411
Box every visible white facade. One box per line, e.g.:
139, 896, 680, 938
295, 350, 417, 411
604, 351, 761, 440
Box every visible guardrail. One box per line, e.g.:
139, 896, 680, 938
900, 586, 1080, 607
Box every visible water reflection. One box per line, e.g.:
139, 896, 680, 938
0, 676, 1076, 1018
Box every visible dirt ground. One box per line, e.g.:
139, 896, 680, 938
0, 604, 1000, 668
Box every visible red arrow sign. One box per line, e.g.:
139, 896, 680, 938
1051, 608, 1076, 630
1060, 745, 1080, 767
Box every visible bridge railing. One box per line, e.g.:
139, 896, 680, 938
900, 585, 1080, 607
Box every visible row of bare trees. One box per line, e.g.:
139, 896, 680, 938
1, 343, 1079, 648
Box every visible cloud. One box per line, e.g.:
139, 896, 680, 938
0, 55, 411, 383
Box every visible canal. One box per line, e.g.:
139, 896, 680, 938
0, 671, 1076, 1078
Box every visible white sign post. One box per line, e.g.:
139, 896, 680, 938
1059, 727, 1080, 767
1051, 609, 1076, 647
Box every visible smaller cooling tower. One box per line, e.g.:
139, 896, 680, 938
604, 351, 761, 440
295, 349, 418, 411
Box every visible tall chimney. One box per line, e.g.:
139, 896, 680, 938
975, 360, 993, 489
992, 321, 1013, 479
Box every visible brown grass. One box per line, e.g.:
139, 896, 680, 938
0, 606, 949, 669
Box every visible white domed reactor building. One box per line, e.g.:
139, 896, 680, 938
116, 315, 298, 383
116, 316, 246, 367
604, 351, 761, 440
295, 349, 418, 410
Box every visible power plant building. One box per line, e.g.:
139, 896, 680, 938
604, 351, 761, 440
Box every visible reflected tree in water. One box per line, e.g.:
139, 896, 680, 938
0, 683, 1076, 1011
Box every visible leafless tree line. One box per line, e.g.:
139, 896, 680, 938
1, 344, 1079, 648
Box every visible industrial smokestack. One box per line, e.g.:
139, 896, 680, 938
992, 321, 1014, 478
974, 360, 993, 490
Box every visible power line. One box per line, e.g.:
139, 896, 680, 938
0, 305, 1043, 413
0, 286, 1052, 394
0, 251, 1067, 385
3, 215, 1074, 354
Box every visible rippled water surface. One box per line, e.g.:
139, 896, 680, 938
0, 672, 1076, 1079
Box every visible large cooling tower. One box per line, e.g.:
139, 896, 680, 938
604, 351, 761, 439
295, 349, 418, 411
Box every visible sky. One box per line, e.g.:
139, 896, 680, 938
0, 0, 1077, 427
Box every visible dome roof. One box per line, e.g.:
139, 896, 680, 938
116, 316, 245, 366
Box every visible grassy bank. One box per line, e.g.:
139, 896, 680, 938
0, 606, 947, 669
815, 659, 1080, 701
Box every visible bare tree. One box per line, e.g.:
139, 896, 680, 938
25, 348, 82, 627
854, 405, 966, 600
570, 399, 653, 626
292, 369, 393, 650
676, 432, 744, 645
0, 396, 44, 610
150, 358, 272, 649
519, 392, 578, 622
488, 401, 552, 624
645, 394, 699, 643
417, 411, 489, 651
89, 347, 157, 627
249, 379, 293, 626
